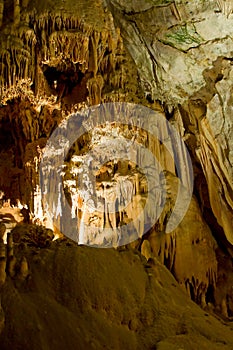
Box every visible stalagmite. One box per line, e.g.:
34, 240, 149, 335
0, 242, 5, 258
0, 223, 5, 241
141, 240, 153, 261
0, 258, 6, 287
7, 256, 16, 278
18, 256, 29, 280
0, 299, 4, 334
6, 232, 14, 260
221, 298, 228, 317
0, 241, 6, 287
6, 231, 16, 277
200, 289, 207, 309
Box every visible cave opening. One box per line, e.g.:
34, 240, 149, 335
43, 64, 89, 104
205, 284, 215, 305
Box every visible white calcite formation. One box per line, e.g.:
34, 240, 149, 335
63, 124, 150, 247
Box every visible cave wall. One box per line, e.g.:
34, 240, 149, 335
106, 0, 233, 314
0, 0, 142, 208
0, 0, 232, 317
106, 0, 233, 245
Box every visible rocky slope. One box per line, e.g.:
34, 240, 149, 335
1, 231, 233, 350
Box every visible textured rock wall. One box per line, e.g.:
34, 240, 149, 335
105, 0, 233, 314
0, 0, 232, 317
106, 0, 233, 246
0, 0, 142, 209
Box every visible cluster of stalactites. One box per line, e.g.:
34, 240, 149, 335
0, 0, 36, 91
32, 13, 92, 37
0, 44, 34, 90
0, 12, 36, 91
184, 268, 217, 307
143, 227, 217, 308
31, 12, 123, 72
217, 0, 233, 17
35, 15, 126, 103
0, 8, 126, 105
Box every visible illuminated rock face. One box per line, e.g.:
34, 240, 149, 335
196, 69, 233, 245
106, 0, 233, 246
0, 0, 232, 317
0, 0, 141, 211
106, 0, 233, 314
64, 126, 149, 247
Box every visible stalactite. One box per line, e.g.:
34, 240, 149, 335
0, 34, 32, 87
89, 31, 100, 77
22, 0, 29, 8
87, 75, 104, 105
217, 0, 233, 17
14, 0, 21, 26
0, 8, 127, 99
0, 8, 147, 246
0, 0, 3, 28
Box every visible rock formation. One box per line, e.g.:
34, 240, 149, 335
0, 0, 232, 348
1, 238, 233, 350
105, 0, 233, 316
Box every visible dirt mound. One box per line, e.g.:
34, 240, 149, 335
0, 238, 233, 349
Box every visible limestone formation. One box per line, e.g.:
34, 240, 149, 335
140, 239, 153, 261
1, 242, 233, 349
104, 0, 233, 315
7, 256, 16, 278
0, 299, 4, 335
0, 0, 3, 28
0, 241, 6, 286
6, 232, 13, 260
0, 0, 232, 324
0, 223, 5, 241
18, 256, 29, 280
5, 232, 15, 278
12, 223, 54, 247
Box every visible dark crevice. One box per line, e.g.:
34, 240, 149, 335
42, 64, 89, 103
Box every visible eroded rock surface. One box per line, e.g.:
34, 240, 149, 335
0, 0, 232, 343
1, 234, 233, 350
